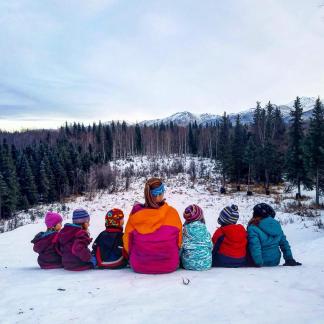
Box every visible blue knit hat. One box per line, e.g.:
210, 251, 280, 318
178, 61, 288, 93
218, 205, 239, 226
72, 208, 90, 224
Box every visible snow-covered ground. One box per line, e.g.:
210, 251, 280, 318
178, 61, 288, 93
0, 158, 324, 324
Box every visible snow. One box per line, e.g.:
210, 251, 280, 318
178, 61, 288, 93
0, 157, 324, 324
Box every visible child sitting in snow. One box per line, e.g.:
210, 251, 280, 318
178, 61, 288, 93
92, 208, 127, 269
31, 211, 63, 269
212, 205, 247, 267
247, 203, 302, 267
58, 208, 97, 271
181, 204, 213, 270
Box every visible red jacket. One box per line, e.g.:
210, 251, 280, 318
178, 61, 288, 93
212, 224, 247, 258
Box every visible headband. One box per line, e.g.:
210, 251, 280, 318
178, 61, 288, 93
150, 184, 165, 197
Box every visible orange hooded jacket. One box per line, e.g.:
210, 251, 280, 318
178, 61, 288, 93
123, 202, 182, 254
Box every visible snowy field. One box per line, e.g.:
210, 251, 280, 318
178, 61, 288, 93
0, 157, 324, 324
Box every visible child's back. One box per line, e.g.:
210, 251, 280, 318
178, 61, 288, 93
31, 211, 63, 269
248, 217, 291, 266
182, 221, 212, 270
31, 231, 62, 269
58, 224, 93, 271
58, 209, 94, 271
181, 204, 212, 271
247, 203, 297, 267
92, 209, 127, 269
212, 205, 247, 267
212, 224, 247, 267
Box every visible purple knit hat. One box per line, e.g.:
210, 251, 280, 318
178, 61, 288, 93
45, 211, 63, 228
183, 204, 205, 224
72, 208, 90, 224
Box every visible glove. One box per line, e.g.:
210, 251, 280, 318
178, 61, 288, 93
90, 255, 97, 268
283, 259, 302, 266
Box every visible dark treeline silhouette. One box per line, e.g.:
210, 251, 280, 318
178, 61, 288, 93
0, 96, 323, 220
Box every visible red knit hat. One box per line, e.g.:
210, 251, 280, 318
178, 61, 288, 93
105, 208, 124, 228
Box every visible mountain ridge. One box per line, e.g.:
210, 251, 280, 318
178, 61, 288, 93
139, 96, 317, 126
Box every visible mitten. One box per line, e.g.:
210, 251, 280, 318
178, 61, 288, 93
90, 255, 97, 268
283, 259, 302, 266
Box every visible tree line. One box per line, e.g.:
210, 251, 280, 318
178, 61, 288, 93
0, 96, 323, 219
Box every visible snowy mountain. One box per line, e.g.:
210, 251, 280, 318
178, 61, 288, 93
140, 97, 317, 126
140, 111, 201, 127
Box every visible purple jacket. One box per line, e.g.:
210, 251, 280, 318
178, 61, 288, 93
31, 231, 63, 269
58, 224, 93, 271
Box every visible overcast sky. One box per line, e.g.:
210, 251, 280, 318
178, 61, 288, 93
0, 0, 324, 130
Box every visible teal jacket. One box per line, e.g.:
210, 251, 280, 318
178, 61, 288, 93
181, 221, 213, 271
247, 217, 293, 266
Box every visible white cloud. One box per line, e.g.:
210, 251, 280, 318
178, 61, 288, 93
0, 0, 323, 128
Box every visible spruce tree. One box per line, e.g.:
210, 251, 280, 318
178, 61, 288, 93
0, 141, 20, 218
0, 172, 8, 219
104, 125, 113, 161
244, 135, 256, 194
231, 115, 245, 189
188, 123, 198, 155
38, 160, 50, 203
286, 97, 310, 198
305, 97, 324, 205
218, 113, 231, 192
17, 153, 38, 208
135, 124, 142, 155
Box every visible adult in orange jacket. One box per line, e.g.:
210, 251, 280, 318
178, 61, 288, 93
123, 178, 182, 274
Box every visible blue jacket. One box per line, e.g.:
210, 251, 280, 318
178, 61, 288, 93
247, 217, 293, 266
181, 221, 213, 271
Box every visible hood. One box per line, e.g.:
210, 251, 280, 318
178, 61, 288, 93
258, 217, 282, 236
128, 202, 172, 233
31, 231, 57, 253
184, 221, 208, 236
221, 224, 247, 242
31, 231, 56, 243
58, 223, 83, 245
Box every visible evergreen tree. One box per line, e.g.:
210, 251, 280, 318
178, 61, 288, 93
17, 153, 38, 208
38, 160, 50, 203
231, 115, 245, 188
188, 123, 198, 155
286, 97, 310, 198
49, 150, 69, 200
244, 135, 256, 194
218, 113, 231, 191
135, 123, 142, 154
104, 125, 113, 161
263, 102, 276, 191
305, 97, 324, 205
0, 172, 8, 219
0, 141, 20, 218
252, 102, 265, 183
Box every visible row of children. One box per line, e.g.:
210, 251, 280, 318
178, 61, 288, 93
32, 178, 301, 273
